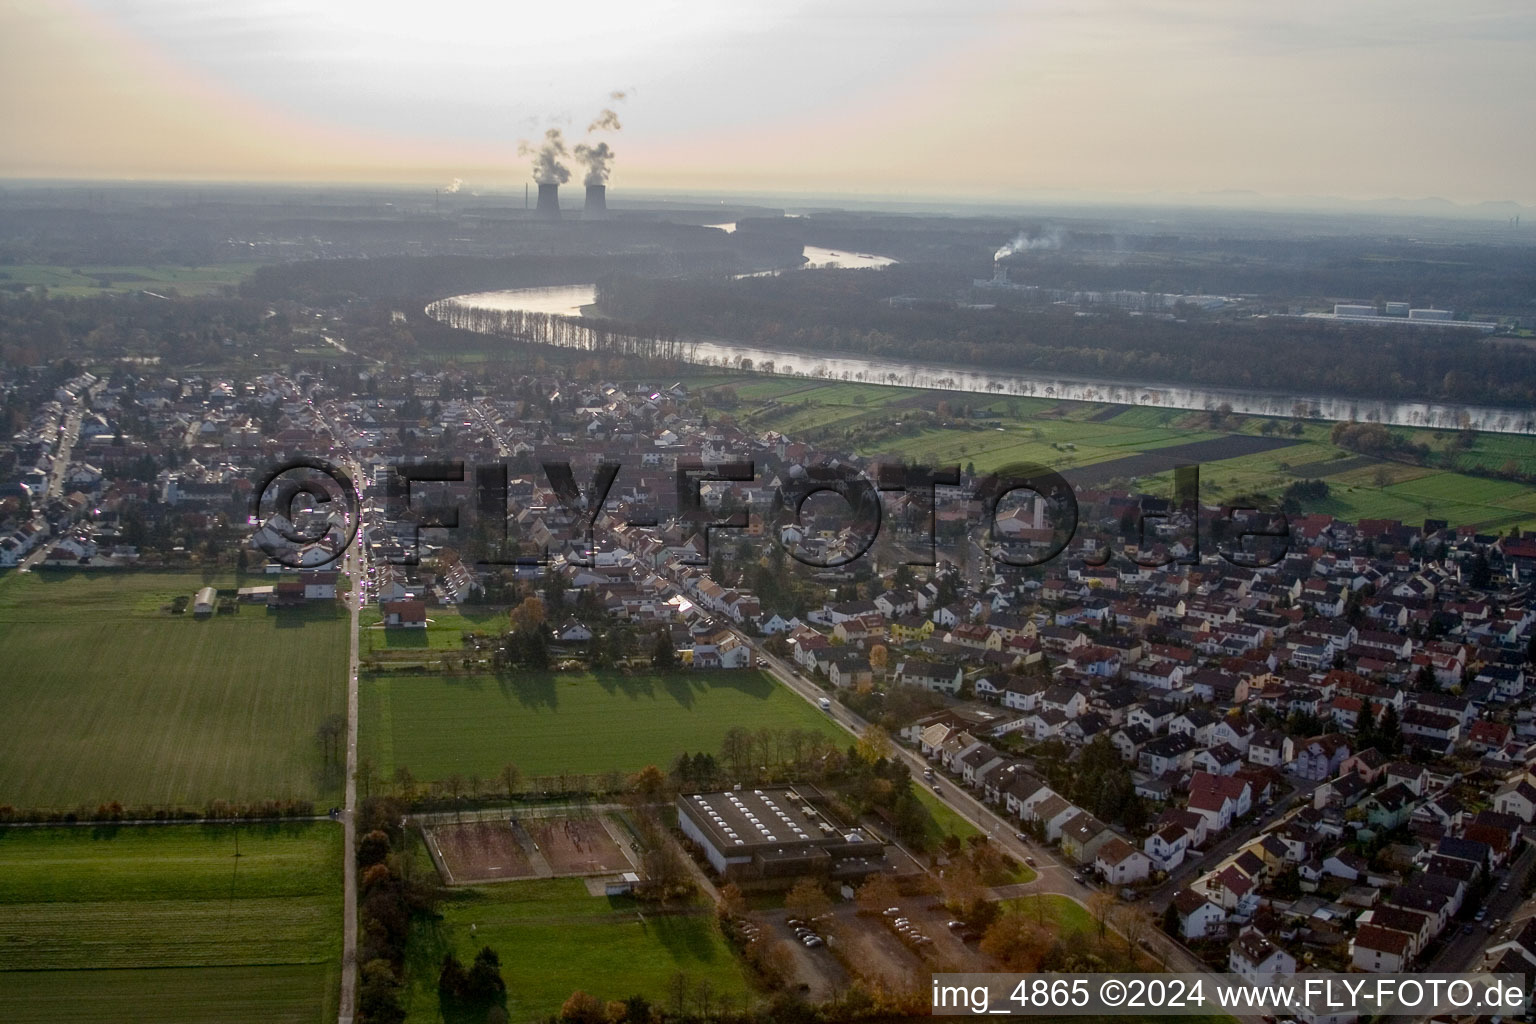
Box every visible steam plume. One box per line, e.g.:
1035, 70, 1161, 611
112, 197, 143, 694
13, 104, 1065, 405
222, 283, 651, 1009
588, 108, 622, 132
519, 128, 571, 185
574, 141, 614, 186
444, 177, 463, 194
994, 228, 1063, 261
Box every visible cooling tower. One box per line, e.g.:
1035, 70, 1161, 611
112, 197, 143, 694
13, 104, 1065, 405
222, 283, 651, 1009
584, 184, 607, 219
536, 183, 561, 219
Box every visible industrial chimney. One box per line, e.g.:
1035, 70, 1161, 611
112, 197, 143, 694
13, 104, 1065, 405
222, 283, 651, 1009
584, 184, 607, 219
536, 183, 561, 219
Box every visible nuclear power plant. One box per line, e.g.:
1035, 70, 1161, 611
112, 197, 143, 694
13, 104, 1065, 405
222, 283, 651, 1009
583, 184, 607, 219
536, 182, 561, 219
522, 103, 622, 223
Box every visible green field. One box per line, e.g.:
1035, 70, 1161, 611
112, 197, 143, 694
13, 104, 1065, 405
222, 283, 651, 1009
361, 669, 847, 784
0, 824, 341, 1023
690, 370, 1536, 530
0, 571, 348, 811
400, 876, 752, 1022
0, 262, 263, 298
1144, 443, 1536, 531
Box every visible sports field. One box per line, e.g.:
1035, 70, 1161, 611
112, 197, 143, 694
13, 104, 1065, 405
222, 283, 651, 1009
0, 823, 341, 1023
400, 877, 752, 1022
360, 669, 846, 784
0, 571, 348, 811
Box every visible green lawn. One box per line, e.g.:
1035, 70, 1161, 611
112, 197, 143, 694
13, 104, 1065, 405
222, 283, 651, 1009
915, 786, 980, 844
0, 824, 341, 1023
360, 603, 510, 657
0, 571, 348, 811
401, 877, 752, 1022
361, 669, 846, 784
1001, 893, 1094, 937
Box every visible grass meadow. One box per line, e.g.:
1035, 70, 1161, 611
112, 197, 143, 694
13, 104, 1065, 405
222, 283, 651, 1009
360, 669, 847, 784
0, 823, 341, 1023
399, 875, 751, 1022
0, 571, 348, 811
689, 371, 1536, 531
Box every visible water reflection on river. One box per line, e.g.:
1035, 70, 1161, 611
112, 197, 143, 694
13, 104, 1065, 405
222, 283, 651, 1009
426, 258, 1535, 435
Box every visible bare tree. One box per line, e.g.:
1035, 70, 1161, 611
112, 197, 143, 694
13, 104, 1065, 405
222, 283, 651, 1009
1115, 905, 1154, 965
1089, 889, 1116, 940
720, 726, 752, 779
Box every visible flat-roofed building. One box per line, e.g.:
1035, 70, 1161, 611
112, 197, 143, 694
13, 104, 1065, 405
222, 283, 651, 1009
676, 787, 889, 882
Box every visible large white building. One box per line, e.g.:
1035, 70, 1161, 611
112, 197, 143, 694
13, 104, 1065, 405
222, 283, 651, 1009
676, 787, 889, 882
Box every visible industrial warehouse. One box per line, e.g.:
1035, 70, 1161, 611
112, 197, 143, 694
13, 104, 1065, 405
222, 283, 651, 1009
676, 788, 892, 884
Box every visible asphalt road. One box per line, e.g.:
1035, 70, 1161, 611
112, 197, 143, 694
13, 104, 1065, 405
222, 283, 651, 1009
18, 404, 84, 571
1424, 839, 1536, 974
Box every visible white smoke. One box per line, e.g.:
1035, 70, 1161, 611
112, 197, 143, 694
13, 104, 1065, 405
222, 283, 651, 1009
994, 228, 1063, 261
574, 141, 614, 186
444, 178, 463, 194
577, 95, 624, 186
587, 108, 622, 133
519, 128, 571, 185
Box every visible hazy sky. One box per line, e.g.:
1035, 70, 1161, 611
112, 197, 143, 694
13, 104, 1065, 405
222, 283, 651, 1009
3, 0, 1534, 203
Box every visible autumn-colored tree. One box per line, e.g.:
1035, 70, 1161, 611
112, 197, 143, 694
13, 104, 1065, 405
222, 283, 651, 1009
856, 723, 894, 763
855, 872, 899, 915
510, 595, 545, 633
559, 989, 605, 1024
718, 882, 748, 922
868, 643, 889, 678
631, 764, 667, 801
785, 878, 832, 921
980, 910, 1053, 970
941, 859, 987, 922
361, 862, 392, 891
748, 938, 795, 989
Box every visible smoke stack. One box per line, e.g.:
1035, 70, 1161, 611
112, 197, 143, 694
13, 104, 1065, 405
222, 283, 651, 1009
536, 183, 561, 219
584, 184, 607, 219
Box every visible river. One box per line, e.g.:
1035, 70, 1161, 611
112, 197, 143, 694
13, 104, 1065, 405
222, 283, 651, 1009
425, 252, 1536, 435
